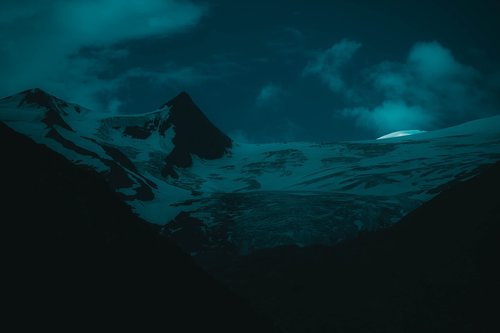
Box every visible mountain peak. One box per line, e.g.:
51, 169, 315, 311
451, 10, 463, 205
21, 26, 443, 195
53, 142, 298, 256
23, 87, 47, 94
161, 91, 233, 178
166, 91, 192, 107
19, 88, 56, 109
1, 88, 233, 179
3, 88, 75, 132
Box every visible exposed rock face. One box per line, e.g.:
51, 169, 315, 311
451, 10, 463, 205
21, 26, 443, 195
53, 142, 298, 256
162, 92, 233, 178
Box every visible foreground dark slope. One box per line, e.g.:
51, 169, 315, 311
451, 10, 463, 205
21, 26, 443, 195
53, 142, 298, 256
0, 122, 279, 332
217, 161, 500, 332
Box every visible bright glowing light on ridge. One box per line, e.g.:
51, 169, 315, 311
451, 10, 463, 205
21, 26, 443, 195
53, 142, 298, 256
376, 130, 426, 140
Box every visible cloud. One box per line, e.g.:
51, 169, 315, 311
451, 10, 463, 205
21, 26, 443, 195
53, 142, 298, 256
228, 129, 253, 144
341, 41, 496, 135
407, 41, 476, 81
267, 27, 305, 55
125, 65, 218, 86
256, 83, 284, 107
0, 0, 206, 112
303, 39, 362, 93
343, 101, 434, 134
54, 0, 205, 46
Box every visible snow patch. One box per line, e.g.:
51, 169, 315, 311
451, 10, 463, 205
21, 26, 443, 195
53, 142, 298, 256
377, 130, 425, 140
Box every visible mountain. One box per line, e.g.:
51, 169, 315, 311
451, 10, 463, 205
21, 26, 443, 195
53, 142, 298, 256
214, 160, 500, 333
0, 121, 280, 332
1, 88, 499, 332
1, 88, 500, 260
162, 92, 232, 178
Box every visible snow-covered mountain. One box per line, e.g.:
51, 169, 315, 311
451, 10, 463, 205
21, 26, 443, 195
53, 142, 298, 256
2, 88, 500, 256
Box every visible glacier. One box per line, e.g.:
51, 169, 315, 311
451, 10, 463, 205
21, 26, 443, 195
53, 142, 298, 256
1, 88, 500, 256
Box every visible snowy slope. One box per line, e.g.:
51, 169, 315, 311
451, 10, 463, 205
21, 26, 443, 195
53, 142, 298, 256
377, 130, 425, 139
2, 88, 500, 256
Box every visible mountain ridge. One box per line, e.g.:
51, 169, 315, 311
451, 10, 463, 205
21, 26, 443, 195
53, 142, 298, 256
214, 160, 500, 332
0, 121, 280, 332
1, 88, 499, 257
162, 90, 233, 177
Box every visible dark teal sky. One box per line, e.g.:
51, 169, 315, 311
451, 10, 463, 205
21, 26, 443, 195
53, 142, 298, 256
1, 0, 499, 141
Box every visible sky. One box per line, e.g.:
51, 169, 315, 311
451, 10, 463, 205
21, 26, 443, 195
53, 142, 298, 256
1, 0, 500, 142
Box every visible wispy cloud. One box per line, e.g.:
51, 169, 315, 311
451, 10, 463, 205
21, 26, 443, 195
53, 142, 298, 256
256, 82, 285, 108
343, 101, 433, 134
303, 39, 362, 93
0, 0, 207, 112
267, 27, 305, 55
125, 65, 218, 86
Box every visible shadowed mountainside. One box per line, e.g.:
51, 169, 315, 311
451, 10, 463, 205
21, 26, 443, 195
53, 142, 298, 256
2, 87, 499, 332
162, 91, 233, 178
0, 122, 279, 332
213, 160, 500, 332
2, 88, 499, 253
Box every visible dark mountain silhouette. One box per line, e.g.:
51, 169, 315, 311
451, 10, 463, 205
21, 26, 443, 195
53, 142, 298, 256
162, 92, 233, 178
2, 88, 499, 332
213, 161, 500, 332
0, 122, 279, 332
